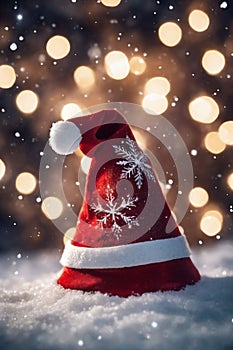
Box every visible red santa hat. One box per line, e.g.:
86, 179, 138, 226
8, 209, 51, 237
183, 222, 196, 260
49, 109, 200, 297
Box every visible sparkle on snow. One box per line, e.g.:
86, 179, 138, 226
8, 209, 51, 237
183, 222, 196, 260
113, 135, 156, 189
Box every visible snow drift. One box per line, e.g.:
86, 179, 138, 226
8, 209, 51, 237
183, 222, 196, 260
0, 242, 233, 350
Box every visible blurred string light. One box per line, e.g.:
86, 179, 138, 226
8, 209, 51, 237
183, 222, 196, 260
218, 121, 233, 145
129, 56, 146, 75
0, 159, 6, 180
41, 196, 63, 220
188, 95, 219, 123
158, 22, 182, 47
0, 64, 16, 88
142, 94, 168, 115
227, 173, 233, 190
73, 66, 95, 90
63, 227, 76, 245
100, 0, 122, 7
81, 156, 92, 175
46, 35, 70, 59
189, 187, 209, 207
15, 172, 37, 195
202, 50, 225, 75
16, 90, 39, 114
142, 76, 170, 115
188, 9, 210, 32
61, 103, 82, 120
200, 210, 223, 236
104, 51, 130, 80
204, 131, 226, 154
144, 77, 170, 96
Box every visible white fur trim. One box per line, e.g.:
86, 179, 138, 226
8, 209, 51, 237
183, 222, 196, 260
49, 121, 82, 155
60, 236, 191, 269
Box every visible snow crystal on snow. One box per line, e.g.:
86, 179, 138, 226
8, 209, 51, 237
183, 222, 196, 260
0, 243, 233, 350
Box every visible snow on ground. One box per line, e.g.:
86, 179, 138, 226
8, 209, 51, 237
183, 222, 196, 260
0, 242, 233, 350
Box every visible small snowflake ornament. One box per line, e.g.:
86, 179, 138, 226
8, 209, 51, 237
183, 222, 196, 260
113, 135, 156, 188
90, 185, 139, 239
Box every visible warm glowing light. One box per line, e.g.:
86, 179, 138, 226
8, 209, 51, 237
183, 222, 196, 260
15, 172, 37, 194
142, 94, 168, 115
16, 90, 39, 114
0, 65, 16, 88
131, 129, 146, 150
46, 35, 70, 60
104, 51, 130, 80
63, 227, 76, 245
144, 77, 170, 96
129, 56, 146, 75
41, 197, 63, 220
188, 96, 219, 123
218, 121, 233, 145
178, 225, 184, 235
188, 10, 210, 32
61, 103, 82, 120
202, 50, 225, 75
204, 131, 226, 154
0, 159, 6, 180
81, 156, 92, 175
189, 187, 209, 207
101, 0, 121, 7
158, 22, 182, 47
227, 173, 233, 190
200, 210, 223, 236
73, 66, 95, 90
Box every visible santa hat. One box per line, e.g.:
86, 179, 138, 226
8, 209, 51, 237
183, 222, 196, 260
49, 109, 200, 297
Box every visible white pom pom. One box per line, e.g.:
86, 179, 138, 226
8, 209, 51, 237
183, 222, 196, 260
49, 121, 82, 155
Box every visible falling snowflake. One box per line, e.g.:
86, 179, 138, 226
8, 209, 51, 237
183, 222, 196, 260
113, 135, 156, 188
90, 186, 139, 238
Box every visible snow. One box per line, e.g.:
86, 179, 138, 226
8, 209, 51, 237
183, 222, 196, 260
0, 242, 233, 350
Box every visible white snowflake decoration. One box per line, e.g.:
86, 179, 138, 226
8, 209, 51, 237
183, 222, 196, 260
90, 186, 139, 238
113, 135, 156, 189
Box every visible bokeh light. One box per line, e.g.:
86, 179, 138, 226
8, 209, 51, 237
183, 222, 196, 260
188, 96, 219, 123
202, 50, 225, 75
129, 56, 146, 75
61, 103, 82, 120
227, 173, 233, 190
0, 159, 6, 181
200, 210, 223, 236
63, 227, 76, 245
0, 64, 16, 88
73, 66, 95, 90
104, 51, 130, 80
188, 9, 210, 32
218, 121, 233, 145
144, 77, 170, 96
16, 90, 39, 114
81, 156, 92, 175
189, 187, 209, 208
158, 22, 182, 47
41, 197, 63, 220
204, 131, 226, 154
142, 94, 168, 115
101, 0, 121, 7
46, 35, 70, 59
15, 172, 37, 195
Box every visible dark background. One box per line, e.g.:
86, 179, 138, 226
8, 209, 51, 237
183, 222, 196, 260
0, 0, 232, 253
